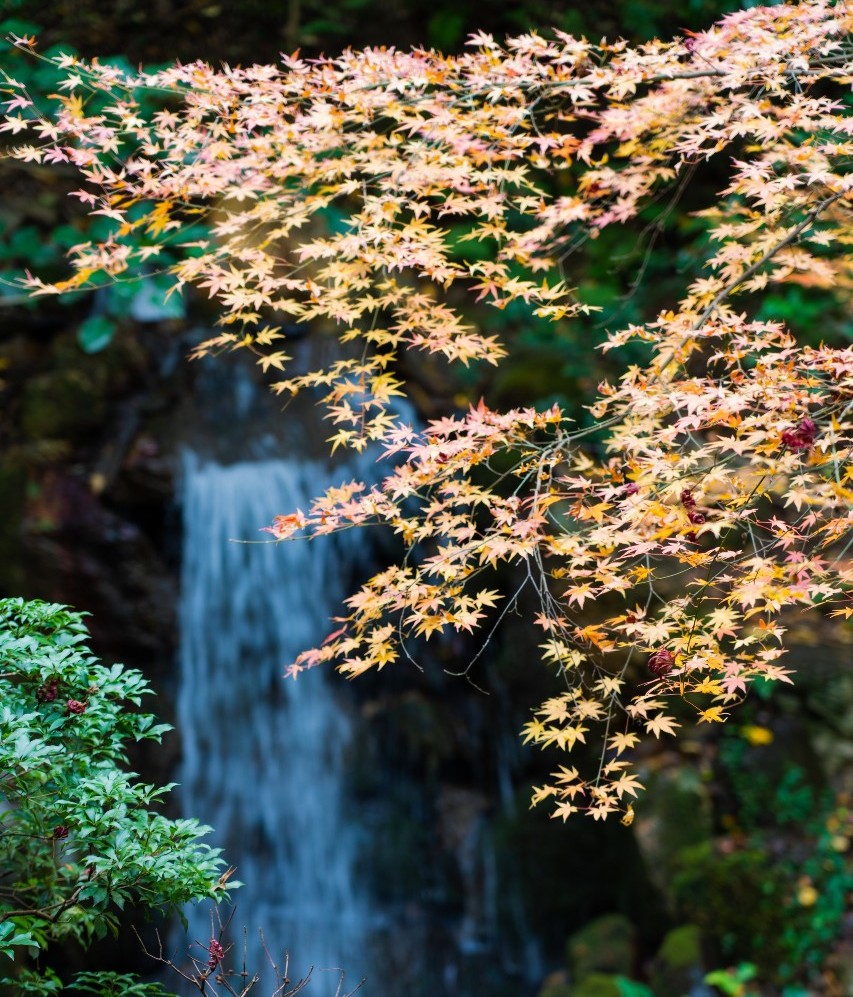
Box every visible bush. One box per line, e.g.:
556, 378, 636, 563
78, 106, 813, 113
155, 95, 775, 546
0, 597, 228, 994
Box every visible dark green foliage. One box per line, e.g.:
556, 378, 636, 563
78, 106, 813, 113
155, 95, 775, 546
673, 732, 851, 984
0, 598, 229, 994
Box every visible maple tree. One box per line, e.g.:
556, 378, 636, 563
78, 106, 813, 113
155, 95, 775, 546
4, 0, 853, 822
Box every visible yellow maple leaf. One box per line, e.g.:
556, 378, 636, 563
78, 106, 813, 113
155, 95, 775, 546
608, 731, 640, 755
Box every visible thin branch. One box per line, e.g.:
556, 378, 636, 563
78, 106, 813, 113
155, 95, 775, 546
695, 188, 848, 329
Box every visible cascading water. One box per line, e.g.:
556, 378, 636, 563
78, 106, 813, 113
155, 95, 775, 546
177, 451, 372, 992
171, 355, 544, 997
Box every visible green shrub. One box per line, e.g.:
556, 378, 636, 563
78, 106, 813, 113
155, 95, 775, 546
0, 597, 229, 993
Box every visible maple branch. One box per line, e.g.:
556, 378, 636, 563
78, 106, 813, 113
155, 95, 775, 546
540, 55, 853, 94
695, 188, 848, 329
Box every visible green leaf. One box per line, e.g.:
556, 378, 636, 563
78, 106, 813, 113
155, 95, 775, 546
76, 315, 116, 354
616, 978, 655, 997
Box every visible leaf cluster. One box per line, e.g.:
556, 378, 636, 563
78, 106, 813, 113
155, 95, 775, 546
3, 2, 853, 822
0, 597, 228, 986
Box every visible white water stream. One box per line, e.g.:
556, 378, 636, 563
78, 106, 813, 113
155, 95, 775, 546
177, 452, 372, 992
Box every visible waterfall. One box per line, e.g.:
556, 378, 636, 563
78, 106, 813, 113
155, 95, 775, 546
177, 451, 372, 992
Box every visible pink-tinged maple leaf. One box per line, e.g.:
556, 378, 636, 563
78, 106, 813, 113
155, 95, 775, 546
69, 189, 99, 206
721, 663, 749, 697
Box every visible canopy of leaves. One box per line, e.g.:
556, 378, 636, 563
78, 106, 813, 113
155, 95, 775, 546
4, 0, 853, 821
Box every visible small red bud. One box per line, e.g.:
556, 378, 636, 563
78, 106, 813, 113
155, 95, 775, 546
648, 649, 675, 676
688, 510, 706, 525
781, 417, 817, 452
66, 699, 87, 715
208, 939, 225, 968
680, 489, 696, 507
798, 417, 816, 440
53, 825, 69, 839
36, 678, 60, 703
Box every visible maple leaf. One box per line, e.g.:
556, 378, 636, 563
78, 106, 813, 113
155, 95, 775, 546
258, 351, 291, 373
522, 719, 547, 744
588, 801, 619, 821
691, 677, 724, 696
644, 713, 682, 738
551, 800, 580, 822
610, 772, 645, 799
608, 731, 640, 755
555, 724, 589, 750
829, 607, 853, 620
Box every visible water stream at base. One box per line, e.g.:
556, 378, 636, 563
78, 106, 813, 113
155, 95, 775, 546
177, 452, 372, 993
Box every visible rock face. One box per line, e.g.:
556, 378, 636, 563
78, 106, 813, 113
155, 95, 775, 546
0, 323, 184, 669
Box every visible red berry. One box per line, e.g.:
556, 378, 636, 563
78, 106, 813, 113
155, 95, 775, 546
688, 509, 706, 525
680, 489, 696, 507
648, 649, 675, 676
66, 699, 87, 715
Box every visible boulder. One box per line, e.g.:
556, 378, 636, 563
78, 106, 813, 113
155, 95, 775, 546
567, 914, 636, 980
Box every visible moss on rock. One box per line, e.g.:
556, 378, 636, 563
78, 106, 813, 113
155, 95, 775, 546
651, 924, 704, 997
571, 973, 623, 997
567, 914, 635, 980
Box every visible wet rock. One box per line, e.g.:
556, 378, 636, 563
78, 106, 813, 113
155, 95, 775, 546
19, 470, 177, 674
0, 463, 27, 594
115, 433, 176, 504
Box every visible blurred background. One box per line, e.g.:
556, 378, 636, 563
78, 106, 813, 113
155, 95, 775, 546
0, 1, 851, 995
